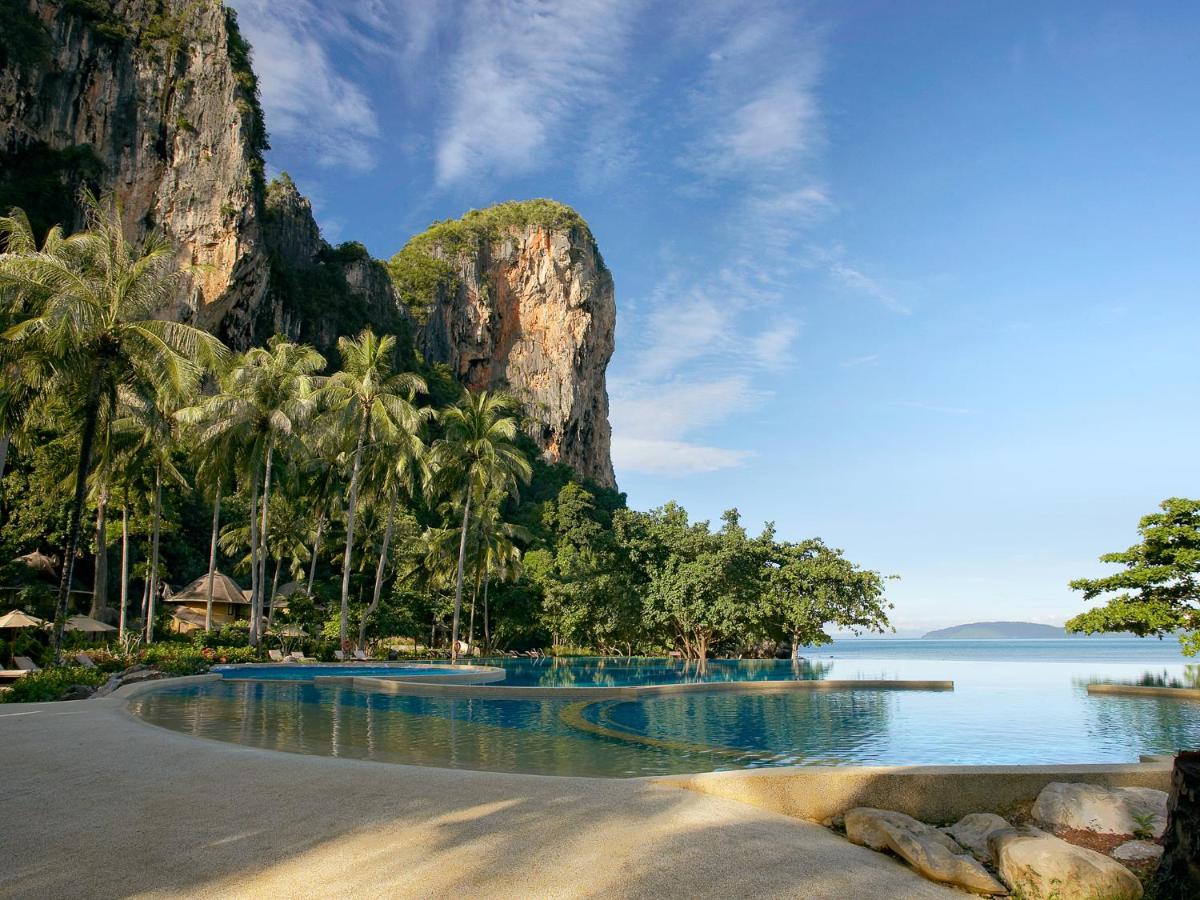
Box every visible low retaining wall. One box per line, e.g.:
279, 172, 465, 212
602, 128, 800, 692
326, 677, 954, 700
1087, 683, 1200, 700
655, 758, 1175, 824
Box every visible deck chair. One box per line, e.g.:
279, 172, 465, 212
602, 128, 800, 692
268, 649, 285, 662
74, 653, 98, 669
14, 656, 40, 672
285, 652, 317, 663
353, 649, 369, 661
334, 650, 347, 661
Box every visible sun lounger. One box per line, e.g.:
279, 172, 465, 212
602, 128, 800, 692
74, 653, 97, 668
14, 656, 40, 672
284, 652, 316, 663
268, 649, 285, 662
334, 650, 347, 661
353, 649, 369, 661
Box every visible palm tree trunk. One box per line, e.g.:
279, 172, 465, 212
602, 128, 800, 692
118, 504, 129, 641
255, 442, 275, 645
144, 463, 163, 645
482, 572, 491, 654
450, 488, 471, 661
266, 556, 281, 632
204, 479, 221, 632
307, 515, 324, 594
359, 490, 398, 650
90, 485, 108, 618
0, 430, 9, 484
53, 378, 102, 661
468, 562, 481, 649
247, 462, 262, 647
339, 414, 369, 647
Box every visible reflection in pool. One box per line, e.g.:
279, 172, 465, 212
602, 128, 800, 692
131, 654, 1200, 778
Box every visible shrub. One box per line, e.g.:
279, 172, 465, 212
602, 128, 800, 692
1, 666, 106, 703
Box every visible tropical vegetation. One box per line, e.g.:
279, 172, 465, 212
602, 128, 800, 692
0, 196, 894, 678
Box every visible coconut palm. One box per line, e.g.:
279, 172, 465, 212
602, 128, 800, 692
181, 337, 323, 646
0, 195, 226, 658
316, 328, 426, 648
468, 494, 529, 653
429, 391, 531, 660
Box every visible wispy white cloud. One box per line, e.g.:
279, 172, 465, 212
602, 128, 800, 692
431, 0, 642, 187
227, 0, 381, 171
841, 354, 880, 368
804, 246, 912, 314
611, 437, 753, 475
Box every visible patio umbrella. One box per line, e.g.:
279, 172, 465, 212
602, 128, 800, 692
0, 609, 44, 665
63, 614, 117, 633
0, 610, 44, 629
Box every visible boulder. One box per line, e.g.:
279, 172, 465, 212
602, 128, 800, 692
1032, 782, 1169, 838
92, 665, 165, 698
1112, 840, 1164, 864
844, 808, 962, 853
989, 825, 1143, 900
943, 813, 1011, 863
877, 821, 1007, 895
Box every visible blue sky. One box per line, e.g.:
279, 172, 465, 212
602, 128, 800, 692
227, 0, 1199, 634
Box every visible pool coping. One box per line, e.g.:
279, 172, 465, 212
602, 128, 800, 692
319, 676, 955, 699
1087, 682, 1200, 700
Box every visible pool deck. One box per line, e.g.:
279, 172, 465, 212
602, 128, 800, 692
0, 683, 960, 900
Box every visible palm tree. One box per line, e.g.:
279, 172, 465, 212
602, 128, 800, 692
468, 494, 528, 653
316, 328, 426, 648
179, 361, 240, 632
0, 195, 226, 659
182, 337, 323, 647
430, 391, 531, 660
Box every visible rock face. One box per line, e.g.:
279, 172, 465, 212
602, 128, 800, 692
1, 7, 617, 485
1032, 782, 1169, 838
989, 825, 1143, 900
0, 0, 270, 344
844, 808, 1005, 895
405, 202, 616, 487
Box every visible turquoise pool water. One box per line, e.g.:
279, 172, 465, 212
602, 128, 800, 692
132, 642, 1200, 778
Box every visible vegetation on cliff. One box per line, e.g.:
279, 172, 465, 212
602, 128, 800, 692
387, 199, 602, 323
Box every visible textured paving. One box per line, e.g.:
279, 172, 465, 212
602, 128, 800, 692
0, 694, 958, 899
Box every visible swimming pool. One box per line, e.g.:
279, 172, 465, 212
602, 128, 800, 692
132, 650, 1200, 777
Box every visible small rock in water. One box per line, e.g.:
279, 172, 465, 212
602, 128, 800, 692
989, 825, 1144, 900
943, 812, 1011, 863
1032, 781, 1168, 838
1112, 839, 1164, 863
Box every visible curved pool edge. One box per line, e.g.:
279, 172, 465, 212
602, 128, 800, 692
652, 755, 1176, 824
325, 676, 954, 700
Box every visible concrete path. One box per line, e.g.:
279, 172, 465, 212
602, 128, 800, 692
0, 696, 958, 899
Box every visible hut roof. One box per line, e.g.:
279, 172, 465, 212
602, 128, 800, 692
166, 571, 247, 605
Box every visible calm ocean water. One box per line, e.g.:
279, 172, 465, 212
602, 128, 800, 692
810, 636, 1194, 665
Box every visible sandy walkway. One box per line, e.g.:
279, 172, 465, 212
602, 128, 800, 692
0, 692, 956, 899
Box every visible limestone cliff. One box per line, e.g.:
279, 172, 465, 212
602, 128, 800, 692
0, 4, 617, 485
391, 202, 616, 488
0, 0, 269, 344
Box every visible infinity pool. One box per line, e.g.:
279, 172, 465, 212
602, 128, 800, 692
132, 647, 1200, 778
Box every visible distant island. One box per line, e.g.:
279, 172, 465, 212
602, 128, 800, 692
922, 621, 1067, 640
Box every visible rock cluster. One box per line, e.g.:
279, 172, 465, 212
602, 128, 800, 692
92, 664, 166, 698
839, 782, 1169, 899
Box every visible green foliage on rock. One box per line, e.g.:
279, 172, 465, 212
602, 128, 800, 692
386, 199, 603, 323
223, 7, 269, 183
1067, 497, 1200, 655
0, 2, 50, 68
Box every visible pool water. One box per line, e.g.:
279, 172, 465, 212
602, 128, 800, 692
132, 642, 1200, 778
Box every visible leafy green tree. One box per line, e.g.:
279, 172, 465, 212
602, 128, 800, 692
0, 195, 225, 658
430, 391, 531, 659
315, 328, 426, 648
1067, 497, 1200, 655
766, 539, 892, 650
